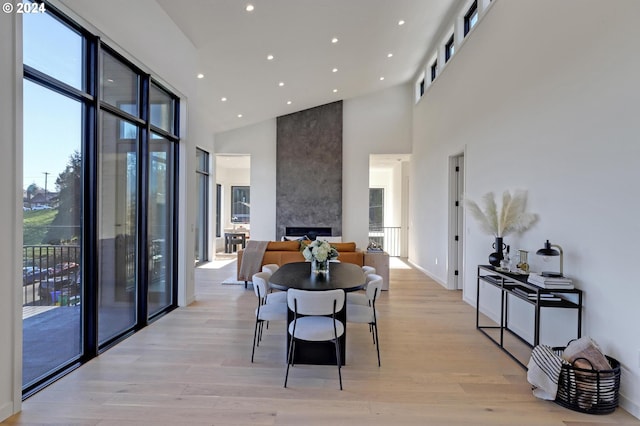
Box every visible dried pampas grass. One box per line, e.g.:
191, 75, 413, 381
465, 190, 537, 237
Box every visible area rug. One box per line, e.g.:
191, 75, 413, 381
221, 276, 252, 286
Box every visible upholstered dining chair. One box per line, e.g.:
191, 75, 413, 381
346, 276, 383, 366
251, 272, 287, 363
362, 265, 376, 275
347, 273, 382, 306
252, 271, 287, 304
262, 263, 280, 275
261, 264, 284, 296
284, 289, 346, 390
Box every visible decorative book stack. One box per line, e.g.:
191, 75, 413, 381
527, 272, 574, 289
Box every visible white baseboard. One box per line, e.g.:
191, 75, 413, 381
406, 258, 447, 288
0, 401, 17, 423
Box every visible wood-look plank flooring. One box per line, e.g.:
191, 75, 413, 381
5, 257, 639, 425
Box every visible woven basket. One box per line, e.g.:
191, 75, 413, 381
552, 347, 621, 414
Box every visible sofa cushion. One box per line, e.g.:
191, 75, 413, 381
266, 240, 300, 251
331, 242, 356, 252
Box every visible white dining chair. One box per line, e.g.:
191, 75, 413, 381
252, 272, 286, 304
284, 288, 345, 390
347, 273, 382, 306
362, 265, 376, 275
261, 263, 280, 275
251, 273, 287, 363
347, 277, 383, 366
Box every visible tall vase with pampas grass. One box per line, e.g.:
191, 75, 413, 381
465, 190, 538, 267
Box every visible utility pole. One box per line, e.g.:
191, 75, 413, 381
43, 171, 49, 206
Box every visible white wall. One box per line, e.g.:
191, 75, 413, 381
214, 85, 413, 248
214, 120, 277, 242
411, 0, 640, 416
370, 162, 404, 228
216, 165, 250, 226
0, 10, 22, 422
343, 85, 413, 247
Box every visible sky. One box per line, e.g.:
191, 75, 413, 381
22, 8, 83, 191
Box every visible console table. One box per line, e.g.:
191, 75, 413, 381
476, 265, 582, 368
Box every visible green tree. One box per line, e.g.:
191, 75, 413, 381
26, 182, 39, 209
44, 151, 81, 244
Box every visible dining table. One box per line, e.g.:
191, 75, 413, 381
269, 261, 366, 365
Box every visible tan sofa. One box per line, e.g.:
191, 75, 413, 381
236, 240, 364, 280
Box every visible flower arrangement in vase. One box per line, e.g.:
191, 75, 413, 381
465, 190, 538, 268
302, 239, 339, 275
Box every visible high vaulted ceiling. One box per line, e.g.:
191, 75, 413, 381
156, 0, 457, 133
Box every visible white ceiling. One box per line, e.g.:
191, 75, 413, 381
155, 0, 457, 134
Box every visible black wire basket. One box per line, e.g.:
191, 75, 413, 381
552, 347, 621, 414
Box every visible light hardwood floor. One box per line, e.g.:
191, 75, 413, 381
5, 257, 639, 425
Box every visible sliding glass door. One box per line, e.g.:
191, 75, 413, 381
98, 111, 138, 343
148, 135, 175, 315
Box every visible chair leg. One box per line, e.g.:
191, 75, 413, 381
334, 338, 343, 390
373, 322, 381, 367
284, 335, 294, 388
251, 319, 260, 363
244, 281, 248, 289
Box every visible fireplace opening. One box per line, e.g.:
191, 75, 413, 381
285, 226, 331, 241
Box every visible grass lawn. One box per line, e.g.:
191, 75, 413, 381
23, 209, 57, 246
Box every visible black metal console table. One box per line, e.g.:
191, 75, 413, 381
476, 265, 582, 368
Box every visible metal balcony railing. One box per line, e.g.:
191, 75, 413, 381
22, 245, 81, 307
368, 226, 401, 257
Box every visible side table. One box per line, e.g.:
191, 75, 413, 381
364, 251, 390, 290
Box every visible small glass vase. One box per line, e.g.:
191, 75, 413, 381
312, 259, 329, 275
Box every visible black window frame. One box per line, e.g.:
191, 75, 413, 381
464, 0, 479, 36
230, 185, 250, 224
445, 34, 455, 62
430, 60, 438, 82
21, 0, 180, 399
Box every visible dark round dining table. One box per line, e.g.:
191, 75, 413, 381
268, 261, 366, 365
268, 261, 366, 292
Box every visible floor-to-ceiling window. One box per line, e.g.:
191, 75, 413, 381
22, 3, 179, 397
22, 6, 85, 392
195, 148, 209, 265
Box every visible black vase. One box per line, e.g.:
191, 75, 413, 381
489, 237, 505, 267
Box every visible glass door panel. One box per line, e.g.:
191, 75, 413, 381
98, 111, 138, 344
22, 80, 83, 387
148, 134, 174, 316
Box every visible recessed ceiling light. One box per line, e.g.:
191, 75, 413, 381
398, 20, 405, 26
332, 68, 338, 73
331, 37, 339, 44
221, 97, 227, 102
387, 53, 393, 58
332, 88, 338, 93
196, 73, 204, 79
379, 77, 385, 81
245, 4, 254, 12
278, 81, 285, 87
237, 114, 243, 118
287, 100, 292, 105
267, 54, 274, 61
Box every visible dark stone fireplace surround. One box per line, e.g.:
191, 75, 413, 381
276, 101, 343, 241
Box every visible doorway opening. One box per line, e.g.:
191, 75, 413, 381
368, 154, 410, 257
215, 155, 250, 258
